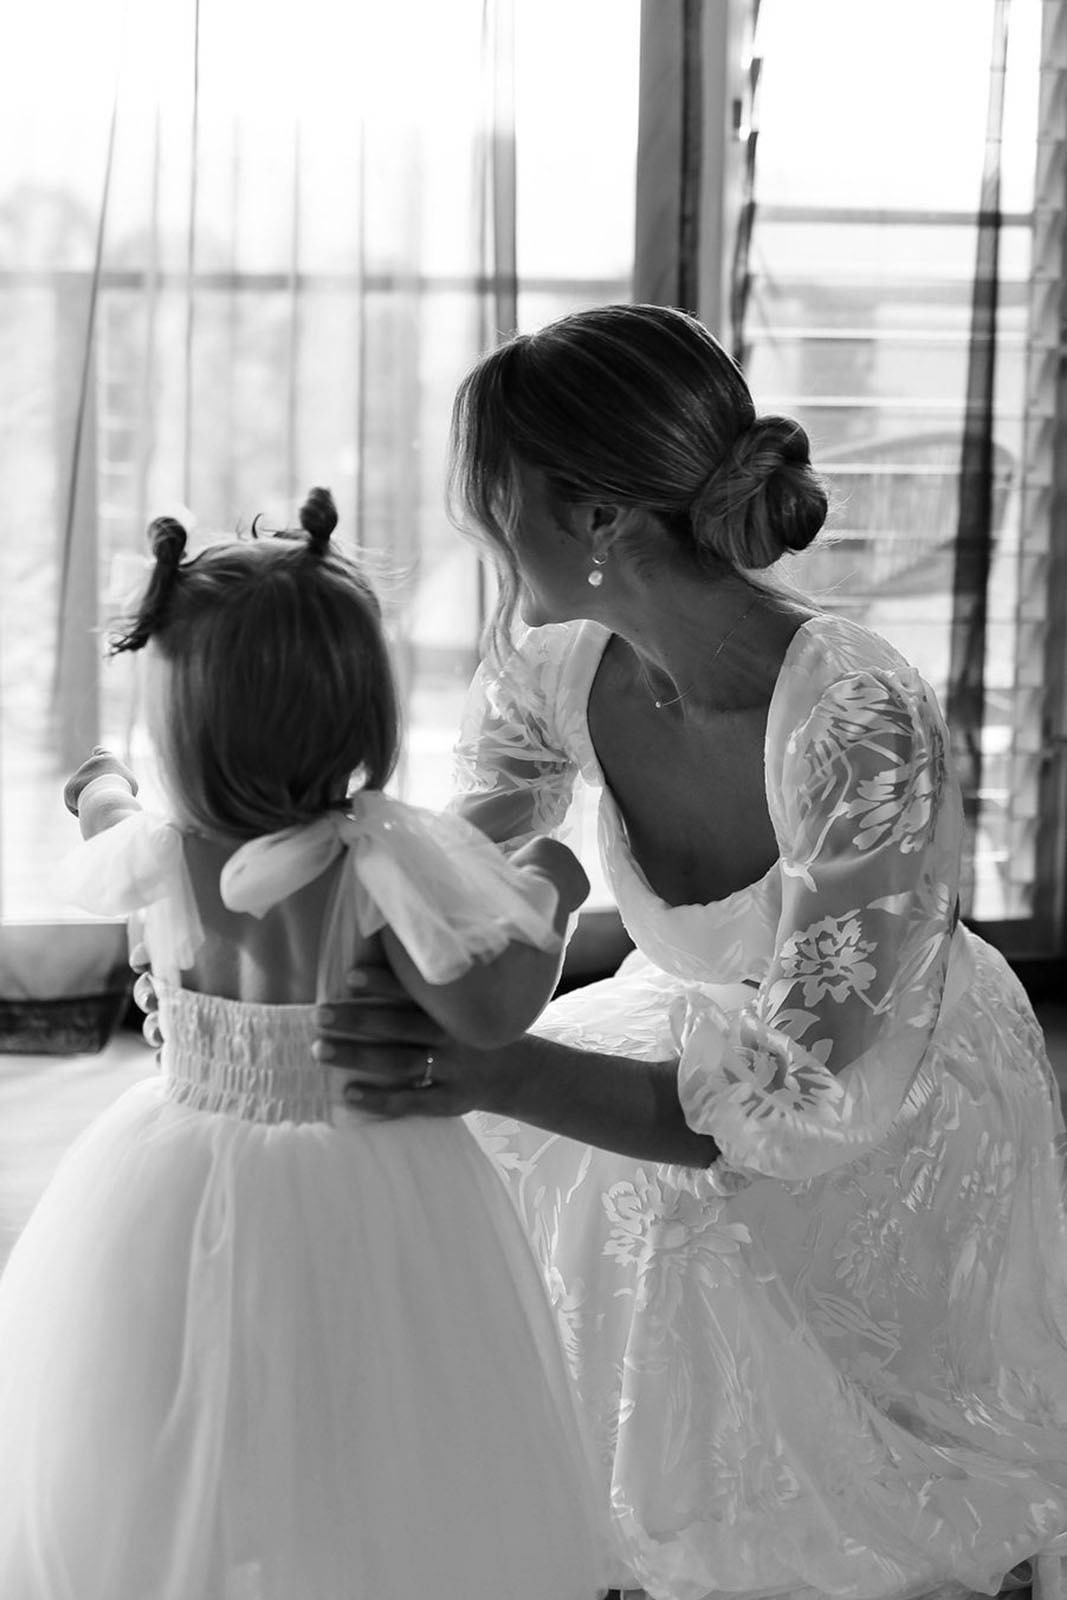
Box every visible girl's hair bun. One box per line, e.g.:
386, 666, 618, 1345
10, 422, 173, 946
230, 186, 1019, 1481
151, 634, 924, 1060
110, 516, 188, 653
299, 487, 338, 555
691, 415, 828, 570
148, 515, 188, 567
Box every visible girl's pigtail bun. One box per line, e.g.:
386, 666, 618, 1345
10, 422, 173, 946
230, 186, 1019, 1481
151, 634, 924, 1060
300, 487, 338, 556
111, 515, 189, 654
150, 515, 188, 568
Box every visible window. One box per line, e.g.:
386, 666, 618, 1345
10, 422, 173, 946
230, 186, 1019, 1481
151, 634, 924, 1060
0, 0, 640, 917
742, 0, 1063, 948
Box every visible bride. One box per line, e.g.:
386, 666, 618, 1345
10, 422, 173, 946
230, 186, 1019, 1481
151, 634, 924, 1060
320, 304, 1067, 1600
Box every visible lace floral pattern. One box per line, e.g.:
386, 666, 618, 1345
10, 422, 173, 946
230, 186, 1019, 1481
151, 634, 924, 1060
675, 662, 968, 1183
450, 626, 586, 849
457, 614, 1067, 1600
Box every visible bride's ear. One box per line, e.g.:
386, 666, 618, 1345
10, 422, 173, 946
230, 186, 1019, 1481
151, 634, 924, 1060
576, 501, 629, 561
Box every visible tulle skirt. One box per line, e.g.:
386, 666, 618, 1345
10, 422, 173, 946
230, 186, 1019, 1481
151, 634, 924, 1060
0, 1079, 608, 1600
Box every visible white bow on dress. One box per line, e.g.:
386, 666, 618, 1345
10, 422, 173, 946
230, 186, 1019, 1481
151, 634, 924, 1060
58, 792, 560, 992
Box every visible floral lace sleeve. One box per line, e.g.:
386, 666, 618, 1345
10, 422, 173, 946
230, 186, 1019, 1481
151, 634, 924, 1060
448, 628, 580, 852
676, 665, 967, 1181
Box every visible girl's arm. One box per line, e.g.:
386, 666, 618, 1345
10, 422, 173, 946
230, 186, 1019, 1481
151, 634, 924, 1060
380, 837, 590, 1049
317, 631, 720, 1162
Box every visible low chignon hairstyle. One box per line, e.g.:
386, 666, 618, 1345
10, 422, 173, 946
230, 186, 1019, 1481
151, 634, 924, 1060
110, 488, 399, 837
448, 303, 829, 658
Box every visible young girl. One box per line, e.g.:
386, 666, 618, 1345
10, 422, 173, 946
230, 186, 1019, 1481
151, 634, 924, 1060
0, 490, 608, 1600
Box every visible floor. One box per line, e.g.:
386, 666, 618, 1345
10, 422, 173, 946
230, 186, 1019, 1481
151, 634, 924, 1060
0, 1031, 153, 1271
2, 1004, 1066, 1275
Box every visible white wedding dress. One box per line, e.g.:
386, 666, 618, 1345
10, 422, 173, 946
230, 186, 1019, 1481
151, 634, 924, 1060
454, 613, 1067, 1600
0, 796, 608, 1600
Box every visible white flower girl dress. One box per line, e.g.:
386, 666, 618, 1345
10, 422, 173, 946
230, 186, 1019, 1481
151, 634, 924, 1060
0, 794, 607, 1600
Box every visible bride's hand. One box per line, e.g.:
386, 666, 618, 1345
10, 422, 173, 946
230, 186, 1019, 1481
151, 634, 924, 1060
313, 964, 503, 1119
130, 943, 164, 1053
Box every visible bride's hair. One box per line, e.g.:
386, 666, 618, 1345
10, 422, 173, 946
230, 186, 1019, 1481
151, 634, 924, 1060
110, 488, 399, 837
449, 303, 828, 660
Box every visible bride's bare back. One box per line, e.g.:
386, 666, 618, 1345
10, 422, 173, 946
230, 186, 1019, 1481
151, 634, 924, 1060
587, 605, 807, 907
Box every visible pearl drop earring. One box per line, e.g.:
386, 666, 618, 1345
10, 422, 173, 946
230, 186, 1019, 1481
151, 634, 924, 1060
587, 554, 606, 588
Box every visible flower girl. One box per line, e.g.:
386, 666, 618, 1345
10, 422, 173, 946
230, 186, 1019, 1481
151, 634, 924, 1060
0, 490, 607, 1600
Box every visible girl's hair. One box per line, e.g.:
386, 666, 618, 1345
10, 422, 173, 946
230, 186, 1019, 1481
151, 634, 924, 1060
111, 488, 399, 837
448, 303, 828, 658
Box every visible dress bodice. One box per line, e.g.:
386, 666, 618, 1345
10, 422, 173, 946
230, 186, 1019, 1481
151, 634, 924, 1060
455, 613, 950, 988
60, 790, 564, 1128
570, 626, 783, 986
452, 617, 783, 984
452, 611, 969, 1182
159, 983, 334, 1125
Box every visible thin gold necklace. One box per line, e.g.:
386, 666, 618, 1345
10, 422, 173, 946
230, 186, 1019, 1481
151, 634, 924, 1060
652, 596, 760, 711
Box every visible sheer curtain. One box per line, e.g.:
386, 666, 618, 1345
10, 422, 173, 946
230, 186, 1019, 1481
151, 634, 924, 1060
0, 0, 638, 919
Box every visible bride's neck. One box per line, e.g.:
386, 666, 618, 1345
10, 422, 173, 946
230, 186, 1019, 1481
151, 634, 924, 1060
605, 569, 796, 716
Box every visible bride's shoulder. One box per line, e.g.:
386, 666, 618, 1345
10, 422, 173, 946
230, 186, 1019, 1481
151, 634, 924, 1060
514, 618, 606, 672
487, 620, 607, 710
768, 610, 941, 776
777, 611, 919, 699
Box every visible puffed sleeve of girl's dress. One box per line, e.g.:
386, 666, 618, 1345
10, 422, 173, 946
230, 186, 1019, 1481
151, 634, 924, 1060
448, 624, 582, 850
54, 811, 204, 986
676, 657, 966, 1181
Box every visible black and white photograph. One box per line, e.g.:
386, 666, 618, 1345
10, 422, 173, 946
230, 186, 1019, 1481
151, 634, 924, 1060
1, 3, 1066, 1597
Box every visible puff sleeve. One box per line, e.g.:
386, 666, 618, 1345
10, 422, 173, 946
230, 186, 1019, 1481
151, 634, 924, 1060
449, 626, 581, 851
676, 665, 968, 1180
216, 798, 563, 999
54, 811, 204, 987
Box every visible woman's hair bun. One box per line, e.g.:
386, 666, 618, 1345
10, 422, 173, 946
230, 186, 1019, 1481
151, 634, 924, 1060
691, 414, 828, 570
148, 515, 188, 567
300, 487, 338, 555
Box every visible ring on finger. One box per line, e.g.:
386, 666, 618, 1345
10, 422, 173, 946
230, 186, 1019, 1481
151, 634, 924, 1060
415, 1053, 435, 1089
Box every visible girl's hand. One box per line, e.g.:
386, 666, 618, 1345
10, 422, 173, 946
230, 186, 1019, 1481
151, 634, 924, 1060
313, 963, 506, 1119
509, 836, 589, 921
63, 747, 139, 817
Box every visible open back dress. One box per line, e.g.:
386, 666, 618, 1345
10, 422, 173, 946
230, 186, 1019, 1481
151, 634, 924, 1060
454, 612, 1067, 1600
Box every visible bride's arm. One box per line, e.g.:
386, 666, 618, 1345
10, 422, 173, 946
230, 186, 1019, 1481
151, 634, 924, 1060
314, 966, 720, 1168
457, 1033, 721, 1166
